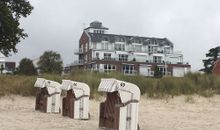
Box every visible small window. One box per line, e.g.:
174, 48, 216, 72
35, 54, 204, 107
119, 54, 128, 61
119, 37, 125, 42
103, 37, 108, 41
115, 44, 125, 51
103, 64, 116, 73
96, 53, 99, 59
104, 53, 111, 60
134, 39, 141, 43
123, 65, 135, 75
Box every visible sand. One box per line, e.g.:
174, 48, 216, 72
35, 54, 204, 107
0, 95, 220, 130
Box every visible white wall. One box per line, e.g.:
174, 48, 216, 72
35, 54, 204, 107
139, 65, 152, 76
0, 53, 5, 62
173, 67, 189, 77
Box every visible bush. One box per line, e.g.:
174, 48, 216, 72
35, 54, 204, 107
17, 58, 37, 75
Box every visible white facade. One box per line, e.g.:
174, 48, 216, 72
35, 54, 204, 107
0, 53, 15, 74
173, 67, 190, 77
90, 40, 183, 64
139, 64, 153, 77
74, 21, 191, 77
0, 53, 6, 62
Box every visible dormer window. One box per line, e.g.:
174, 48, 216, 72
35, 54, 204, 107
103, 37, 109, 41
134, 39, 141, 43
119, 37, 125, 42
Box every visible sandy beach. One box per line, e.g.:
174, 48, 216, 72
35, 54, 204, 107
0, 95, 220, 130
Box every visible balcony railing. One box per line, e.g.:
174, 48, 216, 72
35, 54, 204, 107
92, 57, 188, 65
74, 48, 83, 54
71, 60, 84, 65
123, 70, 137, 76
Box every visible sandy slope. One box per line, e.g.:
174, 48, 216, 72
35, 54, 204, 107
0, 95, 220, 130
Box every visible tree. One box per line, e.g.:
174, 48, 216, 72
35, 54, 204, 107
154, 65, 162, 78
0, 0, 33, 56
17, 58, 37, 75
37, 51, 63, 74
201, 46, 220, 74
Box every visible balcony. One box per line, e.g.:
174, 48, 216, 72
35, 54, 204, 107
74, 48, 83, 55
71, 60, 84, 66
92, 57, 188, 65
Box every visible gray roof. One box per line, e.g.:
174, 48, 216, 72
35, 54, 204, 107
85, 21, 109, 30
88, 32, 174, 47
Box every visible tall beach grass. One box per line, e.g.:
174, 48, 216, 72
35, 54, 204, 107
0, 71, 220, 98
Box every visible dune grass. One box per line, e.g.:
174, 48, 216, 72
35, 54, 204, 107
0, 71, 220, 98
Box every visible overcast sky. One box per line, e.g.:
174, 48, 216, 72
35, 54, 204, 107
6, 0, 220, 71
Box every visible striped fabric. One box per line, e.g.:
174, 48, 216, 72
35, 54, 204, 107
98, 78, 118, 92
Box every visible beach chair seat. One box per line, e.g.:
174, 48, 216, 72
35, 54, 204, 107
61, 80, 90, 120
98, 78, 140, 130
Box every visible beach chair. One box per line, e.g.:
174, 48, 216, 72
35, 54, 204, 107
34, 78, 61, 113
98, 78, 140, 130
61, 80, 90, 120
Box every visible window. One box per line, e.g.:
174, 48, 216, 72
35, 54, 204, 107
96, 53, 99, 59
104, 53, 111, 60
101, 43, 108, 50
142, 45, 148, 52
153, 56, 162, 63
93, 43, 97, 49
164, 47, 170, 54
92, 64, 100, 71
123, 65, 135, 75
119, 54, 128, 61
85, 43, 88, 52
118, 37, 125, 42
81, 44, 84, 53
159, 67, 166, 76
153, 46, 157, 53
132, 45, 142, 52
84, 55, 87, 63
134, 39, 141, 43
115, 44, 125, 51
104, 64, 116, 73
103, 37, 108, 41
148, 46, 158, 53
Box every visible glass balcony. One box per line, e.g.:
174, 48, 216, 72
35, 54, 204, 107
74, 48, 83, 55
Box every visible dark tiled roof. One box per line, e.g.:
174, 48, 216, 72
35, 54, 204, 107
84, 21, 109, 30
87, 32, 173, 47
84, 26, 109, 30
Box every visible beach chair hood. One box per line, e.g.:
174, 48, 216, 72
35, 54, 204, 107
61, 80, 90, 98
34, 78, 61, 95
98, 78, 140, 103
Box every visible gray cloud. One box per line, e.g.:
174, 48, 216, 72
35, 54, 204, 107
7, 0, 220, 71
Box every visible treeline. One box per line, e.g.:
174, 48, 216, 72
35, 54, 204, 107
15, 51, 63, 75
